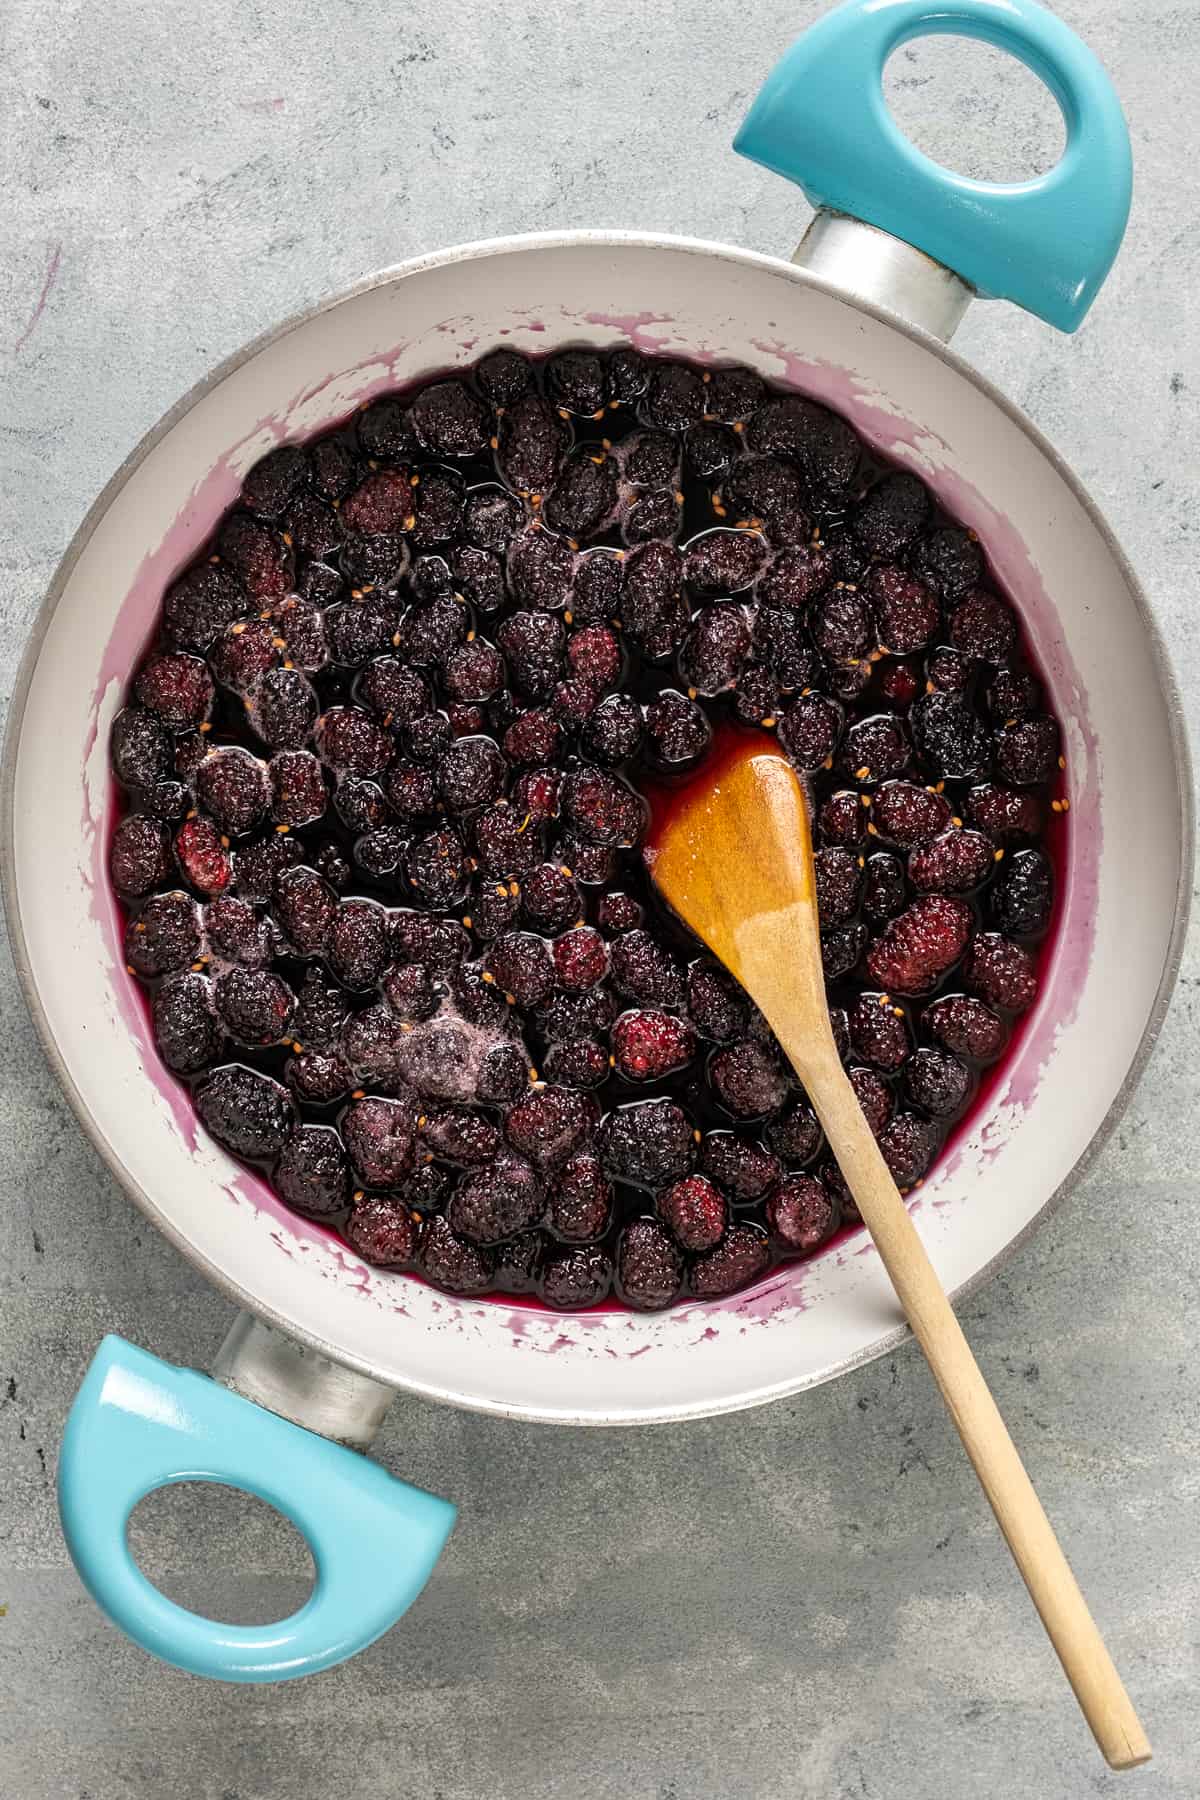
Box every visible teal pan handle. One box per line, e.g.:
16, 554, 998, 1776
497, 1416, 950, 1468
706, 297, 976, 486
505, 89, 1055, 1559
734, 0, 1132, 330
58, 1336, 455, 1681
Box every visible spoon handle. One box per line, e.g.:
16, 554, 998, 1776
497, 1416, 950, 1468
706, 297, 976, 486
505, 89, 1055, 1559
800, 1052, 1151, 1771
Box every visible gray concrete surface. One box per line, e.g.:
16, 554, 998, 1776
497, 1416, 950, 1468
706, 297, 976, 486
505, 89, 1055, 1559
1, 2, 1197, 1794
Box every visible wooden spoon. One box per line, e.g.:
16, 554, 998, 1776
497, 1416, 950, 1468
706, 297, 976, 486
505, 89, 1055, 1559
645, 732, 1150, 1771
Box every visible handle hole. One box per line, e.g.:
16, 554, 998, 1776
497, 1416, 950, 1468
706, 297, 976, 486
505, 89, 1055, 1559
884, 37, 1066, 182
128, 1481, 315, 1626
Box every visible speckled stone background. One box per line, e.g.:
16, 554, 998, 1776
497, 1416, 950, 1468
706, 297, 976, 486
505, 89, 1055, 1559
1, 3, 1197, 1795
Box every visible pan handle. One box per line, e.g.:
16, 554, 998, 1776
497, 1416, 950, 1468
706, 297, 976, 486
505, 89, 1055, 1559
58, 1335, 455, 1681
734, 0, 1132, 332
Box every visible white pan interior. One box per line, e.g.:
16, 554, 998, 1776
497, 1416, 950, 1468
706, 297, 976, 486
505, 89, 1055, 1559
5, 234, 1189, 1423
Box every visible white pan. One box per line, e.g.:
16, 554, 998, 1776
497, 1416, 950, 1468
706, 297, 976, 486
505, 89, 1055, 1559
2, 0, 1190, 1686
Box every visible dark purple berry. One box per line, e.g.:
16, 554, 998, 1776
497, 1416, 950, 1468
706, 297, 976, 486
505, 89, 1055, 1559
848, 1067, 893, 1137
163, 563, 246, 650
767, 1174, 839, 1254
909, 827, 994, 894
610, 929, 683, 1007
840, 713, 911, 782
686, 960, 749, 1042
125, 890, 201, 977
994, 715, 1060, 787
325, 602, 399, 669
967, 783, 1043, 841
813, 846, 863, 926
543, 1037, 610, 1089
421, 1108, 501, 1168
272, 597, 328, 672
678, 605, 752, 695
990, 847, 1054, 936
448, 1154, 544, 1244
418, 1214, 495, 1294
343, 1095, 417, 1185
231, 831, 296, 900
561, 765, 645, 846
328, 897, 390, 988
732, 664, 781, 726
658, 1173, 726, 1251
964, 932, 1038, 1012
357, 398, 416, 460
275, 1126, 350, 1217
498, 393, 570, 494
871, 780, 951, 848
213, 969, 295, 1045
508, 528, 575, 612
862, 851, 907, 925
819, 789, 866, 847
315, 707, 392, 778
477, 348, 533, 406
436, 736, 505, 812
241, 444, 308, 520
878, 1112, 937, 1188
685, 528, 767, 596
346, 1197, 416, 1267
405, 825, 469, 906
848, 993, 910, 1070
950, 590, 1017, 663
153, 973, 222, 1074
617, 1219, 684, 1310
540, 1242, 611, 1309
611, 1009, 696, 1082
851, 472, 929, 559
608, 346, 649, 403
643, 689, 712, 770
195, 1065, 295, 1160
250, 668, 320, 750
288, 1044, 352, 1103
766, 1098, 823, 1164
600, 1097, 695, 1187
699, 1133, 780, 1202
463, 484, 525, 553
471, 803, 542, 877
547, 1150, 613, 1242
866, 896, 972, 996
911, 691, 990, 781
913, 526, 983, 599
987, 664, 1041, 722
552, 926, 608, 992
175, 817, 232, 896
623, 486, 682, 545
195, 747, 271, 836
520, 862, 582, 934
544, 450, 618, 542
809, 589, 873, 666
867, 565, 941, 654
690, 1223, 770, 1297
497, 610, 565, 700
135, 652, 213, 728
503, 708, 564, 768
905, 1048, 971, 1117
778, 692, 841, 769
409, 379, 488, 457
583, 692, 643, 765
111, 707, 171, 789
484, 931, 555, 1006
709, 1039, 788, 1120
547, 349, 608, 415
925, 994, 1007, 1062
269, 750, 326, 827
111, 814, 172, 896
572, 549, 622, 621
